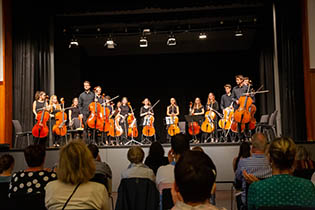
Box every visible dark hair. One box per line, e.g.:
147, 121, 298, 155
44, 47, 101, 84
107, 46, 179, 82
175, 150, 216, 203
171, 134, 190, 155
235, 75, 244, 80
269, 137, 296, 171
87, 144, 99, 159
24, 145, 46, 167
0, 154, 14, 173
148, 141, 165, 160
234, 142, 251, 171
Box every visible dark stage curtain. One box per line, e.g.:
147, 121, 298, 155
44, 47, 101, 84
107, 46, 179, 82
12, 3, 53, 139
275, 0, 306, 141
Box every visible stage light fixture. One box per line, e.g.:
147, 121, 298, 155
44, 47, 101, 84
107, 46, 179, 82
104, 37, 117, 49
68, 38, 79, 48
198, 32, 207, 40
139, 36, 148, 48
167, 34, 176, 46
234, 26, 243, 37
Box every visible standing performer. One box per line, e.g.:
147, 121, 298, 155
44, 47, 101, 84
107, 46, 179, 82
188, 97, 204, 143
32, 91, 48, 118
49, 95, 61, 147
94, 86, 105, 104
69, 97, 83, 134
231, 75, 250, 141
166, 98, 180, 141
140, 98, 155, 143
220, 84, 233, 111
119, 97, 131, 141
78, 81, 95, 124
202, 93, 219, 143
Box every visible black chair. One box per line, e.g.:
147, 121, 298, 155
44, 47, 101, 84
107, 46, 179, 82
8, 194, 46, 210
259, 110, 278, 142
90, 173, 109, 190
162, 188, 174, 210
293, 168, 315, 180
0, 182, 10, 209
258, 206, 315, 210
115, 178, 160, 210
12, 120, 32, 148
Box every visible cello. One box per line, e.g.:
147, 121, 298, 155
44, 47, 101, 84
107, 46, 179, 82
201, 104, 216, 133
167, 115, 180, 136
87, 96, 103, 130
142, 100, 160, 137
127, 102, 138, 138
218, 102, 234, 130
233, 85, 252, 124
32, 103, 50, 138
53, 98, 67, 136
188, 102, 201, 136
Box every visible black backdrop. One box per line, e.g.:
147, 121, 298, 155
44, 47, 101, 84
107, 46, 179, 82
55, 49, 260, 141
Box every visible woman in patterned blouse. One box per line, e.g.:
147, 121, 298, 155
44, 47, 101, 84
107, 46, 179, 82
8, 145, 57, 205
248, 137, 315, 210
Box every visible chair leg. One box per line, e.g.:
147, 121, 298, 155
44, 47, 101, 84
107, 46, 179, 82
27, 134, 30, 146
14, 135, 18, 148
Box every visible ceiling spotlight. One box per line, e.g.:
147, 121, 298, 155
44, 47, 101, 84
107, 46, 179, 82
234, 26, 243, 37
198, 32, 207, 40
68, 38, 79, 48
167, 34, 176, 46
139, 37, 148, 48
143, 29, 151, 35
104, 37, 116, 49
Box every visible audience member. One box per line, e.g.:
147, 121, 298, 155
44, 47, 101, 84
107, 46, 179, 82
233, 142, 251, 172
8, 145, 56, 199
293, 145, 315, 179
45, 140, 109, 210
121, 146, 155, 182
171, 150, 226, 210
235, 133, 272, 208
248, 137, 315, 210
0, 154, 15, 183
145, 141, 169, 175
88, 144, 112, 182
191, 146, 217, 205
156, 134, 190, 193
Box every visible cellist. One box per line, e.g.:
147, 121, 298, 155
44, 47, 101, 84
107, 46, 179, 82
140, 98, 154, 141
166, 98, 180, 141
220, 84, 233, 111
32, 91, 48, 119
49, 95, 61, 147
78, 81, 95, 125
203, 93, 219, 143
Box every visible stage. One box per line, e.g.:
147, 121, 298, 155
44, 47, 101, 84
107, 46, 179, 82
2, 141, 315, 192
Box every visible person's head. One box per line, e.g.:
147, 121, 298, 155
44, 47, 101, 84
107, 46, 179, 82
238, 142, 251, 158
191, 146, 204, 152
83, 81, 91, 91
122, 97, 128, 105
57, 140, 96, 185
39, 91, 46, 101
295, 145, 309, 161
268, 137, 296, 172
208, 92, 215, 103
171, 134, 190, 161
0, 154, 15, 174
87, 144, 99, 159
170, 98, 177, 105
116, 101, 122, 108
235, 75, 244, 86
72, 97, 79, 107
127, 146, 145, 164
50, 95, 58, 105
224, 84, 231, 94
148, 141, 165, 159
24, 145, 46, 168
174, 151, 216, 204
142, 98, 151, 106
94, 86, 102, 96
251, 133, 267, 153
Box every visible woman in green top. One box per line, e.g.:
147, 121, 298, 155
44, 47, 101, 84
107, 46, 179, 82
248, 137, 315, 210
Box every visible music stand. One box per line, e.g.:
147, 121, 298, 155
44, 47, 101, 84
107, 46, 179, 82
125, 119, 143, 145
184, 115, 203, 143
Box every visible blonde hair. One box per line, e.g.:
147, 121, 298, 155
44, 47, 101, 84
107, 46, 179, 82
127, 146, 144, 164
269, 137, 296, 171
49, 95, 60, 112
57, 140, 96, 185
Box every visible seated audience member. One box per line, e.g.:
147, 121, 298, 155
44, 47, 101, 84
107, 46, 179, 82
156, 134, 190, 193
8, 145, 57, 199
235, 133, 272, 207
248, 137, 315, 210
88, 144, 112, 185
45, 140, 109, 210
0, 154, 15, 183
192, 146, 217, 205
121, 146, 155, 182
294, 145, 315, 179
171, 150, 226, 210
145, 141, 169, 175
